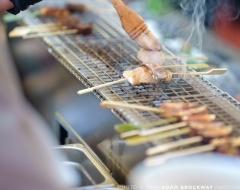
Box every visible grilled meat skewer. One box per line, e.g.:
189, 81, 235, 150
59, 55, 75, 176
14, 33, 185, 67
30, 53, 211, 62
181, 114, 216, 122
57, 16, 93, 35
161, 106, 208, 118
211, 137, 240, 156
39, 7, 70, 17
57, 16, 81, 27
122, 65, 158, 86
66, 2, 87, 13
161, 102, 199, 111
73, 24, 93, 35
122, 64, 172, 86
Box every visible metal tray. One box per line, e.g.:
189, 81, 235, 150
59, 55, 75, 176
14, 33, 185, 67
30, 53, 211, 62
56, 144, 117, 189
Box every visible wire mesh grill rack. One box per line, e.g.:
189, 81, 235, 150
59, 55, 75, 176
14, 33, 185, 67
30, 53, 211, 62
23, 0, 240, 135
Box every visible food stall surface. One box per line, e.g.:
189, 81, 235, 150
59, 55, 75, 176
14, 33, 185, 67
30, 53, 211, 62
5, 0, 240, 187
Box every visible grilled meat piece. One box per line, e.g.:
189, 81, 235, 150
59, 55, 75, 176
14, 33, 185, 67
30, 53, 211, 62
182, 114, 216, 122
164, 70, 173, 82
66, 2, 87, 13
176, 106, 208, 117
57, 16, 81, 28
74, 23, 93, 35
137, 48, 165, 65
122, 62, 173, 86
198, 126, 232, 144
210, 137, 240, 156
211, 137, 240, 147
122, 65, 158, 86
142, 62, 172, 82
188, 121, 224, 137
39, 7, 69, 17
189, 121, 225, 131
57, 16, 92, 35
161, 106, 208, 118
200, 126, 233, 138
161, 102, 198, 111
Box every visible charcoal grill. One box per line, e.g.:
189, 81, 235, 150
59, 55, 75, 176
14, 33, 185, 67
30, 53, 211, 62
21, 0, 240, 183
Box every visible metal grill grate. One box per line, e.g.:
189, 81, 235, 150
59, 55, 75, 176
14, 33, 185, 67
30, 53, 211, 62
23, 0, 240, 134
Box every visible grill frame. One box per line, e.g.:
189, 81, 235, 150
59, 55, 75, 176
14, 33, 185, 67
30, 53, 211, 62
22, 0, 240, 134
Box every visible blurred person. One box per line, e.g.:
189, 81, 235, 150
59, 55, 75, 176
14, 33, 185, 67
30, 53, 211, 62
0, 1, 79, 190
0, 0, 42, 14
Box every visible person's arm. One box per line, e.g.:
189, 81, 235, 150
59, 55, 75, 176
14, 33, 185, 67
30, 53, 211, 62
0, 0, 42, 14
0, 0, 14, 13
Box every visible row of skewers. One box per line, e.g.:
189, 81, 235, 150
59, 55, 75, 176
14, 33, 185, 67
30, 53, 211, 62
9, 3, 94, 38
71, 1, 227, 95
9, 0, 238, 159
77, 50, 226, 95
8, 1, 228, 103
93, 1, 237, 161
100, 101, 240, 158
7, 1, 226, 93
106, 2, 236, 158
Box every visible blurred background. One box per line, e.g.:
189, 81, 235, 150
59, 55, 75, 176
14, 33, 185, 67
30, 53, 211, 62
1, 0, 240, 185
2, 0, 240, 139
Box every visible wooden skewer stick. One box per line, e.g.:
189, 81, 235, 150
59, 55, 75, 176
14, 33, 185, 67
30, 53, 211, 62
144, 144, 215, 166
160, 63, 209, 69
100, 101, 164, 113
165, 55, 208, 61
23, 29, 78, 39
172, 69, 227, 75
146, 136, 203, 156
77, 78, 126, 95
125, 128, 190, 145
9, 26, 66, 38
114, 118, 178, 133
15, 23, 58, 29
120, 122, 187, 139
77, 68, 226, 96
28, 26, 66, 33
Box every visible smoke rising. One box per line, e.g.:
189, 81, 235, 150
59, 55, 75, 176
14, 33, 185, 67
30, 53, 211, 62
180, 0, 206, 50
160, 0, 240, 51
